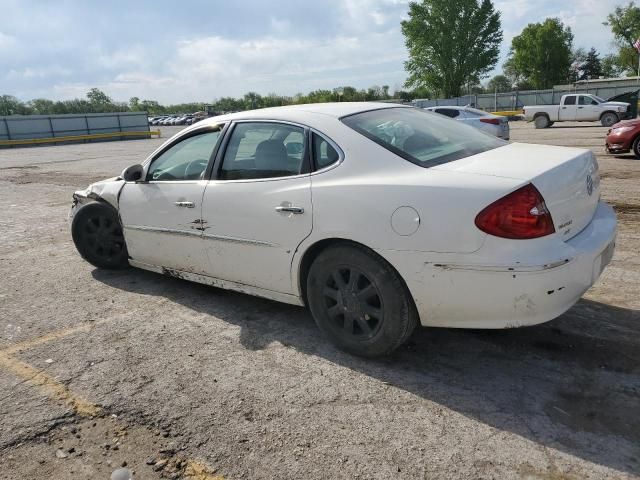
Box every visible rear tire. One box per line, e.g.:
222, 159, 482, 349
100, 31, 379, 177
534, 116, 550, 129
632, 136, 640, 159
306, 244, 418, 358
71, 202, 129, 269
601, 112, 619, 128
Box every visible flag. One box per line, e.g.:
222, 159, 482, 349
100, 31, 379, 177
634, 38, 640, 53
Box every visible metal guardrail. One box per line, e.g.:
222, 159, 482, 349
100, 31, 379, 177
0, 112, 152, 146
0, 130, 161, 147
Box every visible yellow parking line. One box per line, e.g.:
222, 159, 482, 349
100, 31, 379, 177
0, 320, 223, 478
0, 352, 101, 416
0, 320, 111, 416
0, 319, 110, 356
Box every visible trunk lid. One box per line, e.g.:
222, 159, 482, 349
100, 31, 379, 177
433, 143, 600, 241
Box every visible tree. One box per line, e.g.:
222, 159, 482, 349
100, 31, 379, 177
604, 2, 640, 74
27, 98, 55, 114
602, 53, 624, 78
487, 74, 512, 92
86, 88, 112, 105
129, 96, 140, 111
570, 47, 588, 82
0, 95, 31, 115
401, 0, 502, 97
580, 48, 603, 80
507, 18, 573, 89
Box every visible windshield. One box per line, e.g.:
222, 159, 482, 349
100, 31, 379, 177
342, 107, 505, 168
593, 96, 605, 103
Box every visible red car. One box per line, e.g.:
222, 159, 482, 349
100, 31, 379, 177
606, 118, 640, 158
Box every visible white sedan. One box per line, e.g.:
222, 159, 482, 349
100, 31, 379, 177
70, 103, 616, 357
424, 106, 510, 140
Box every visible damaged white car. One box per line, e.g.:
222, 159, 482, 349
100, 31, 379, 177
70, 103, 617, 357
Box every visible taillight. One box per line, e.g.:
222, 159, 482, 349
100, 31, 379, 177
480, 118, 500, 125
475, 183, 555, 239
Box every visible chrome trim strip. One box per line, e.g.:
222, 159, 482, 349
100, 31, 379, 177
202, 232, 277, 247
124, 225, 201, 238
125, 225, 276, 247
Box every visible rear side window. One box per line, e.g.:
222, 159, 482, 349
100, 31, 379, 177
220, 122, 306, 180
435, 108, 459, 118
312, 133, 340, 169
342, 107, 505, 168
564, 96, 576, 105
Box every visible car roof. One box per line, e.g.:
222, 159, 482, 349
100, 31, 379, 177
201, 102, 409, 125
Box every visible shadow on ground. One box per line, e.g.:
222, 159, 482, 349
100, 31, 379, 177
93, 267, 640, 475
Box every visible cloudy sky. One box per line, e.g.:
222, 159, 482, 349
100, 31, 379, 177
0, 0, 622, 103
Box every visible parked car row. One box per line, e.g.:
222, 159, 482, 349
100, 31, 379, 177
148, 114, 205, 126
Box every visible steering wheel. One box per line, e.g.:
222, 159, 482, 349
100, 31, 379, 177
184, 158, 209, 180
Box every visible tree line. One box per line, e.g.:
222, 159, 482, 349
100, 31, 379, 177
0, 85, 435, 116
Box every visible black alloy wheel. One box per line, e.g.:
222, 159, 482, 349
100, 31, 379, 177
307, 244, 418, 357
72, 202, 129, 269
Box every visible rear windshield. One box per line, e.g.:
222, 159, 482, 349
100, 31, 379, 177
342, 107, 505, 168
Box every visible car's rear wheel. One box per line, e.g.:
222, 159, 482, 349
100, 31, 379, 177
632, 136, 640, 159
306, 244, 418, 357
601, 112, 619, 128
534, 116, 550, 129
71, 202, 129, 269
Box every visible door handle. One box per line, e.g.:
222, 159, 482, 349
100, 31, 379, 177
174, 201, 195, 208
275, 206, 304, 214
578, 106, 584, 109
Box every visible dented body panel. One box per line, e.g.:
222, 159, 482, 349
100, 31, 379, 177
70, 102, 618, 331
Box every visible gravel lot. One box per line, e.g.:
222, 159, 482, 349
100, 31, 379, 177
0, 121, 639, 480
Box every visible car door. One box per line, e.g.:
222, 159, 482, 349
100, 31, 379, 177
200, 121, 312, 294
576, 95, 599, 121
119, 126, 225, 273
559, 95, 577, 121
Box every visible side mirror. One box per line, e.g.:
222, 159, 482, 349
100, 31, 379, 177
121, 164, 144, 182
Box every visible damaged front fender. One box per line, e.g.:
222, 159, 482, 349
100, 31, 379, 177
72, 177, 126, 210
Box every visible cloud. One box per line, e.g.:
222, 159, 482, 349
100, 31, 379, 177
0, 0, 623, 103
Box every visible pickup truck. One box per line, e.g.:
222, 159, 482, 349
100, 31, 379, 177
523, 94, 631, 129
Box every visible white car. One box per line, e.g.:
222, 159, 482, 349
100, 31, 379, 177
523, 94, 631, 128
70, 103, 616, 357
424, 106, 509, 140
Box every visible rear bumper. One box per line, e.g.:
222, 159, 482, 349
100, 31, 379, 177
380, 202, 617, 328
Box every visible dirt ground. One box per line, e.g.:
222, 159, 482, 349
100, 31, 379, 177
0, 121, 638, 480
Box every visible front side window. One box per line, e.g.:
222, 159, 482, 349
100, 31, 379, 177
147, 127, 223, 181
342, 107, 505, 168
220, 122, 306, 180
312, 133, 340, 169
